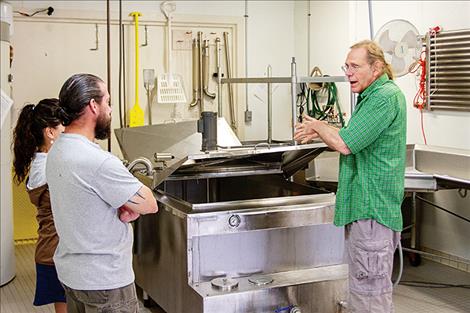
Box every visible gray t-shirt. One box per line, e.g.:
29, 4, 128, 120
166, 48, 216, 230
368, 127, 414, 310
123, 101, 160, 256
46, 133, 142, 290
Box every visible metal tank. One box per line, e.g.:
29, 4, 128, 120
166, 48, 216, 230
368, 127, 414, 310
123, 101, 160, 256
115, 117, 348, 313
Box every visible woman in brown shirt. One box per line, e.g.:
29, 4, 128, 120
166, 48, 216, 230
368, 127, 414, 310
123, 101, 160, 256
12, 98, 66, 313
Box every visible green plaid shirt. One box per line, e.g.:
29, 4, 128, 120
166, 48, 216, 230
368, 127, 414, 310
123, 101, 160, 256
336, 74, 407, 231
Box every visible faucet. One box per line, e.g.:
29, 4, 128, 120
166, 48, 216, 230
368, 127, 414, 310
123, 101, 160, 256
127, 157, 154, 176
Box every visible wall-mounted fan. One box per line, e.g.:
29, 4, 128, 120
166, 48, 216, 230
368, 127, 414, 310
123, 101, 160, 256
374, 19, 421, 77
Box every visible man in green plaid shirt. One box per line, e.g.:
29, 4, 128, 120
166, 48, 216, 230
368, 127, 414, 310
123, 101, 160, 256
295, 40, 406, 313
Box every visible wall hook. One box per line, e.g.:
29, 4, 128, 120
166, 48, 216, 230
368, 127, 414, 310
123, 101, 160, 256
141, 25, 149, 47
90, 24, 99, 51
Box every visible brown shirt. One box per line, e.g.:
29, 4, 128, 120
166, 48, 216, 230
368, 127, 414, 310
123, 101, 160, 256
27, 184, 59, 265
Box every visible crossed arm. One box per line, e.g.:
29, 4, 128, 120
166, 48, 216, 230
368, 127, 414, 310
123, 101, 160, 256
293, 115, 351, 155
119, 185, 158, 223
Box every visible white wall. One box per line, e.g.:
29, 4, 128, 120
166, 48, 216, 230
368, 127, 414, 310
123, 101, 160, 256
299, 0, 470, 260
294, 1, 353, 119
12, 1, 246, 18
297, 0, 470, 149
244, 1, 296, 141
359, 0, 470, 149
10, 0, 296, 142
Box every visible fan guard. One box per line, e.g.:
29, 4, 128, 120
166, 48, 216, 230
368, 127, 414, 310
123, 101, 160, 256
374, 19, 421, 77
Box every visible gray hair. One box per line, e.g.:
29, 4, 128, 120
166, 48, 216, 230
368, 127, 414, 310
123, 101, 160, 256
351, 40, 394, 80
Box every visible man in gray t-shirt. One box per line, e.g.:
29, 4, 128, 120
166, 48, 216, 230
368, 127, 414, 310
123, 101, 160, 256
46, 73, 158, 313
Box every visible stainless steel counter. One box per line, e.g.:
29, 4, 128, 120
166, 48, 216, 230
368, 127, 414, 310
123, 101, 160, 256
306, 144, 470, 191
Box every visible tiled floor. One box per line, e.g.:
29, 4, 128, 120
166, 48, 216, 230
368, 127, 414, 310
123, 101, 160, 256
393, 256, 470, 313
1, 244, 469, 313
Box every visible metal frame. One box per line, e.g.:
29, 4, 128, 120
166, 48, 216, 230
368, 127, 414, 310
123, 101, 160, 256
426, 28, 470, 111
218, 57, 349, 140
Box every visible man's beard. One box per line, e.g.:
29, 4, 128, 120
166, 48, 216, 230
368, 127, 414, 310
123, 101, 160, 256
95, 113, 111, 140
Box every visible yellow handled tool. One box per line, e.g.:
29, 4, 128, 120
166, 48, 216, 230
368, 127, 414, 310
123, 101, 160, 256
129, 12, 144, 127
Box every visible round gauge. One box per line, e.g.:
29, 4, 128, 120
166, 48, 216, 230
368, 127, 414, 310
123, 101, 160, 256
228, 214, 241, 228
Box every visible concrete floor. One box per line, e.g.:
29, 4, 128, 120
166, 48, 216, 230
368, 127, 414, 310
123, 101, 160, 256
1, 244, 469, 313
138, 255, 470, 313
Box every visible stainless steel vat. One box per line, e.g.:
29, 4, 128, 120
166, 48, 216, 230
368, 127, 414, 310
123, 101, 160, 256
116, 119, 348, 313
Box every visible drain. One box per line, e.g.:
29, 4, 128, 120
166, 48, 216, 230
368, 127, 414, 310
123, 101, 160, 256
211, 277, 239, 291
248, 275, 274, 286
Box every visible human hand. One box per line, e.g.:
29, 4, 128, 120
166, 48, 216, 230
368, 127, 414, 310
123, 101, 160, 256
294, 116, 320, 144
119, 205, 140, 223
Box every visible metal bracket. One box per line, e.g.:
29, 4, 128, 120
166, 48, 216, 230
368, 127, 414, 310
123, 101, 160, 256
141, 25, 149, 47
90, 24, 99, 51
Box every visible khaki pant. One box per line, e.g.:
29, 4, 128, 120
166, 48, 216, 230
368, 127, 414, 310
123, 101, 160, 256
346, 219, 400, 313
63, 283, 138, 313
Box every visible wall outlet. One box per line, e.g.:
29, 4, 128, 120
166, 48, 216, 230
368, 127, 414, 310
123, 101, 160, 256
245, 110, 252, 123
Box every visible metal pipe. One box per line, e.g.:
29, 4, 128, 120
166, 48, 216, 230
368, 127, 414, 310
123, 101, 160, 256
428, 51, 470, 57
290, 57, 297, 141
267, 65, 272, 144
411, 192, 417, 249
223, 32, 236, 130
427, 105, 470, 111
167, 8, 173, 76
368, 0, 374, 40
127, 157, 153, 175
307, 0, 311, 74
400, 247, 470, 263
221, 76, 346, 84
429, 65, 468, 71
189, 38, 199, 107
429, 44, 470, 51
203, 40, 216, 99
216, 37, 222, 117
106, 0, 111, 152
118, 0, 123, 128
122, 24, 127, 127
198, 31, 204, 112
429, 39, 470, 46
222, 76, 348, 84
298, 76, 348, 83
431, 29, 470, 36
154, 153, 174, 161
416, 195, 470, 223
425, 32, 432, 108
244, 0, 249, 113
223, 77, 290, 84
146, 88, 152, 124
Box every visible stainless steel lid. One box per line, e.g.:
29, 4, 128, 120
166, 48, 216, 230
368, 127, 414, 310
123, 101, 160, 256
115, 118, 327, 186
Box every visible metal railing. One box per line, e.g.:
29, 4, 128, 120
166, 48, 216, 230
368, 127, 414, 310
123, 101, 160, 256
218, 57, 349, 141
